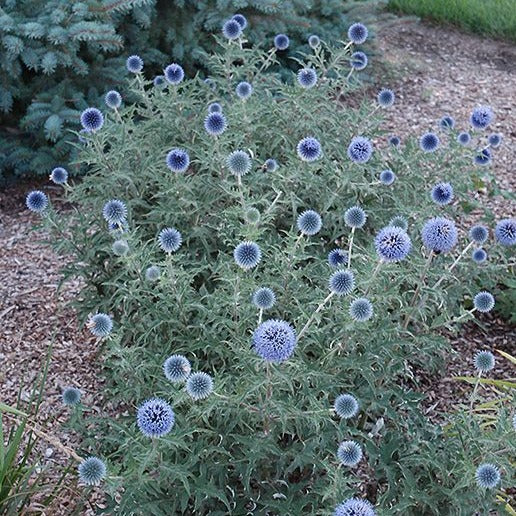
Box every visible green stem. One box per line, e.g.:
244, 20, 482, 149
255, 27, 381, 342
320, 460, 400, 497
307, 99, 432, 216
297, 292, 335, 341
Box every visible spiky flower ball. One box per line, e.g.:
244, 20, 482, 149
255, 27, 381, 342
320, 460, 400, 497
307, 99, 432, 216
153, 75, 166, 88
344, 206, 367, 229
439, 115, 455, 130
334, 394, 359, 419
112, 239, 129, 256
227, 150, 251, 176
166, 148, 190, 173
204, 112, 227, 136
236, 81, 252, 99
377, 88, 395, 107
26, 190, 48, 213
126, 55, 143, 73
105, 90, 122, 109
264, 158, 278, 172
389, 215, 408, 230
472, 248, 487, 264
470, 106, 493, 130
50, 167, 68, 185
334, 498, 376, 516
78, 457, 106, 486
329, 270, 355, 296
245, 207, 261, 224
495, 218, 516, 246
80, 108, 104, 132
164, 63, 184, 85
328, 249, 348, 268
475, 464, 500, 489
274, 33, 289, 50
163, 355, 191, 383
252, 287, 276, 310
349, 298, 373, 322
457, 132, 471, 145
337, 441, 362, 467
347, 136, 373, 163
469, 224, 489, 244
145, 265, 161, 282
88, 313, 113, 338
350, 51, 368, 70
379, 169, 396, 185
137, 398, 174, 437
232, 14, 247, 29
222, 18, 242, 40
252, 319, 296, 362
208, 102, 222, 113
158, 227, 182, 253
297, 210, 322, 236
474, 148, 491, 166
473, 291, 495, 313
234, 241, 261, 270
297, 137, 322, 162
419, 132, 440, 152
431, 182, 454, 205
473, 350, 495, 373
62, 387, 81, 406
186, 372, 214, 400
421, 217, 458, 254
102, 199, 127, 224
297, 68, 318, 88
308, 34, 320, 49
374, 226, 412, 262
389, 135, 401, 147
348, 23, 368, 44
488, 133, 502, 148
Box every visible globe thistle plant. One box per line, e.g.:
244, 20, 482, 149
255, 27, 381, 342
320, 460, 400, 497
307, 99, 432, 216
80, 108, 104, 132
26, 190, 48, 213
470, 106, 493, 130
349, 298, 373, 322
137, 398, 175, 438
153, 75, 166, 88
475, 464, 501, 489
308, 35, 320, 49
329, 269, 355, 296
472, 248, 487, 264
344, 206, 367, 229
473, 350, 495, 373
244, 207, 261, 224
112, 239, 129, 256
328, 249, 348, 268
334, 498, 376, 516
163, 354, 191, 383
379, 169, 396, 185
377, 88, 395, 108
474, 148, 491, 166
235, 81, 252, 99
50, 167, 68, 185
389, 215, 408, 230
252, 319, 296, 362
232, 14, 247, 29
204, 112, 227, 136
430, 182, 454, 205
350, 51, 368, 70
208, 102, 222, 113
297, 210, 322, 236
297, 68, 318, 88
337, 441, 362, 467
166, 148, 190, 173
457, 132, 471, 145
334, 394, 359, 419
274, 34, 289, 50
62, 387, 81, 406
473, 291, 495, 313
227, 150, 251, 176
145, 265, 161, 282
495, 218, 516, 246
222, 19, 242, 40
102, 199, 127, 224
347, 136, 373, 163
252, 287, 276, 310
164, 63, 185, 85
488, 133, 502, 148
126, 55, 143, 73
88, 313, 113, 338
233, 241, 261, 270
421, 217, 458, 254
389, 135, 401, 147
439, 115, 455, 130
374, 226, 412, 262
419, 132, 440, 152
264, 158, 278, 172
158, 227, 182, 253
186, 372, 214, 400
78, 457, 107, 486
105, 90, 122, 109
469, 224, 489, 244
297, 137, 322, 162
347, 23, 368, 44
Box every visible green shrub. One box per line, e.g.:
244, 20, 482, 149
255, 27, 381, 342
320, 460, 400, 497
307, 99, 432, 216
28, 27, 514, 514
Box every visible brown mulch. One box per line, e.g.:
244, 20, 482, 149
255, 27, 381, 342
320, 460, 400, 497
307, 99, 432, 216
0, 17, 514, 514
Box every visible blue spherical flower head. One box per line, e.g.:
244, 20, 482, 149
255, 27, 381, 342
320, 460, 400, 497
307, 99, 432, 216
349, 298, 373, 322
153, 75, 166, 88
329, 269, 355, 296
335, 498, 376, 516
203, 77, 216, 90
62, 387, 81, 406
421, 217, 458, 254
78, 457, 106, 486
495, 218, 516, 246
234, 241, 261, 270
470, 106, 493, 130
208, 102, 222, 113
347, 136, 373, 163
475, 464, 500, 489
88, 313, 113, 338
223, 18, 242, 40
328, 249, 348, 268
344, 206, 367, 229
473, 291, 495, 313
488, 133, 502, 148
439, 115, 455, 130
469, 224, 489, 244
105, 90, 122, 109
334, 394, 359, 419
474, 350, 495, 373
348, 22, 368, 44
308, 35, 320, 49
297, 137, 322, 162
274, 33, 289, 50
227, 150, 251, 176
252, 319, 296, 362
164, 63, 184, 85
474, 148, 491, 166
297, 68, 318, 88
112, 239, 129, 256
166, 148, 190, 173
389, 215, 408, 230
80, 107, 104, 132
264, 158, 278, 172
158, 227, 182, 253
163, 354, 191, 382
102, 199, 127, 224
419, 132, 440, 152
374, 226, 412, 262
457, 132, 471, 145
472, 248, 487, 264
377, 88, 395, 107
137, 398, 174, 438
431, 182, 454, 205
204, 112, 227, 136
26, 190, 48, 213
145, 265, 161, 282
389, 135, 401, 147
350, 51, 368, 70
297, 209, 322, 236
235, 81, 253, 99
232, 14, 247, 29
379, 169, 396, 185
126, 55, 143, 73
337, 440, 362, 466
186, 372, 214, 400
252, 287, 276, 310
50, 167, 68, 185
